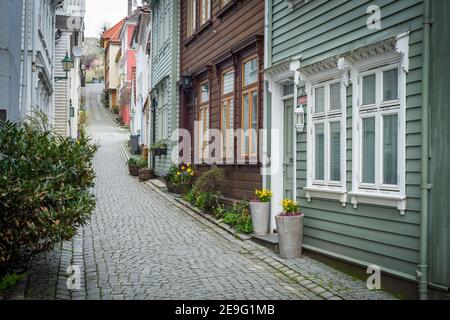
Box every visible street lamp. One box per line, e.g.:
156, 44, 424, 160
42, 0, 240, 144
55, 53, 74, 82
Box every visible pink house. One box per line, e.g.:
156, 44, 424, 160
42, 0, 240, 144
117, 12, 138, 126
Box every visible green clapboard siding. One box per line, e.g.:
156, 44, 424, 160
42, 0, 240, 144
271, 0, 424, 280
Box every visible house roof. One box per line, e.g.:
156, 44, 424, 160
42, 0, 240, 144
101, 18, 125, 46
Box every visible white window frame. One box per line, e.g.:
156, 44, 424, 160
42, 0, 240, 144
350, 52, 407, 215
305, 73, 347, 206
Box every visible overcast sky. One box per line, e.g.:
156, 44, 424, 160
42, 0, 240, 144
84, 0, 137, 38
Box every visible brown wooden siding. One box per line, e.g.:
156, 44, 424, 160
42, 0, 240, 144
180, 0, 265, 200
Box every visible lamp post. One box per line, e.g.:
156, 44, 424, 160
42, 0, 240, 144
55, 53, 75, 82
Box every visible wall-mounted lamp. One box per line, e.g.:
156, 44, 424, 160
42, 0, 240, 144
181, 74, 193, 91
295, 92, 306, 132
55, 53, 74, 82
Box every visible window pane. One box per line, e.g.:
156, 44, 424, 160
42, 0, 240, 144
222, 102, 227, 156
223, 71, 234, 95
251, 91, 258, 155
383, 114, 398, 185
283, 84, 294, 96
362, 74, 376, 105
243, 94, 249, 153
201, 83, 209, 103
315, 124, 325, 180
362, 117, 376, 184
244, 58, 257, 86
315, 87, 325, 113
383, 69, 398, 101
330, 122, 341, 182
330, 83, 341, 110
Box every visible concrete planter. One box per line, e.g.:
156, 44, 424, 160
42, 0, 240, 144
275, 214, 304, 259
250, 201, 270, 235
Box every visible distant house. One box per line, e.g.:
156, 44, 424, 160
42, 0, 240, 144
101, 19, 125, 110
117, 12, 138, 127
148, 0, 180, 176
131, 6, 152, 148
54, 0, 86, 138
264, 0, 450, 297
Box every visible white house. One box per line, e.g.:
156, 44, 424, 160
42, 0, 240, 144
54, 0, 86, 138
131, 6, 152, 147
19, 0, 65, 124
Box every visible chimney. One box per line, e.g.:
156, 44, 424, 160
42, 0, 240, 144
128, 0, 132, 16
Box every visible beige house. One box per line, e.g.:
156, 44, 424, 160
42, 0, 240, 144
101, 19, 125, 108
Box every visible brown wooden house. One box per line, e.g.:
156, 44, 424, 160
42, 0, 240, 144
179, 0, 265, 200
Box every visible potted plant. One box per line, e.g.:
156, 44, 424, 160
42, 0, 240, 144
175, 163, 195, 196
250, 189, 273, 236
127, 158, 140, 176
165, 165, 181, 194
150, 140, 168, 156
276, 199, 304, 259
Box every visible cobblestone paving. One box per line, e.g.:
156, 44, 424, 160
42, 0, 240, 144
23, 84, 395, 300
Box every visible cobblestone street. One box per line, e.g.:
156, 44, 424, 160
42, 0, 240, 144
23, 84, 395, 300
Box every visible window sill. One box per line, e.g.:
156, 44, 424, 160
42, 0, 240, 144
184, 34, 197, 47
197, 20, 212, 36
348, 191, 406, 215
304, 187, 347, 207
216, 0, 238, 20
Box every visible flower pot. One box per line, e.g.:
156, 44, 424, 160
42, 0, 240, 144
167, 181, 181, 194
250, 201, 270, 236
179, 183, 192, 196
275, 214, 304, 259
138, 168, 154, 181
128, 165, 139, 176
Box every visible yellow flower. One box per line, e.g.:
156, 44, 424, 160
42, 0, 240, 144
187, 168, 192, 173
190, 172, 194, 176
182, 166, 185, 171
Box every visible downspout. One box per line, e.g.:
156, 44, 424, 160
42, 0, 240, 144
418, 0, 432, 300
21, 0, 30, 122
30, 0, 37, 112
290, 57, 301, 202
262, 0, 270, 189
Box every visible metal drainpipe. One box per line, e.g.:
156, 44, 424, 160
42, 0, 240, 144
418, 0, 432, 300
21, 0, 30, 122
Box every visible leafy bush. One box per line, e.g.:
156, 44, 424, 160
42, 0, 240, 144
192, 167, 228, 195
128, 157, 147, 168
0, 119, 97, 275
219, 200, 253, 234
195, 192, 220, 213
0, 273, 24, 295
112, 104, 120, 114
184, 190, 197, 205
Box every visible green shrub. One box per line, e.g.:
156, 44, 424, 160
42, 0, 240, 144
195, 192, 220, 213
192, 167, 228, 195
0, 119, 97, 275
184, 190, 197, 205
128, 157, 147, 168
0, 273, 24, 295
223, 212, 240, 227
112, 105, 120, 114
219, 200, 253, 234
212, 204, 227, 219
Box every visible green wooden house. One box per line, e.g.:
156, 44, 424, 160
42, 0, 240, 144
263, 0, 449, 298
148, 0, 180, 176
